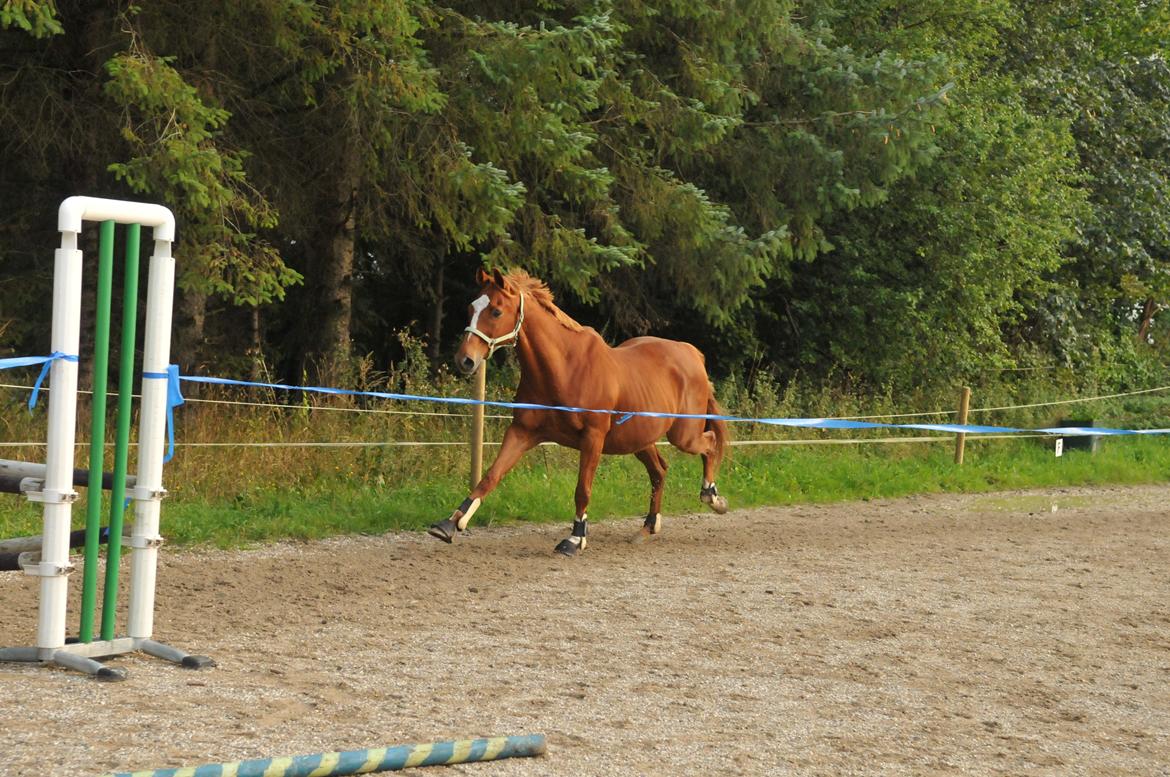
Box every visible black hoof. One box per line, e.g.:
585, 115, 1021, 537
428, 519, 457, 543
554, 538, 579, 557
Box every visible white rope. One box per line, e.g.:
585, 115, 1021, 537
4, 380, 1168, 423
966, 384, 1170, 413
0, 435, 1052, 449
181, 395, 514, 420
0, 382, 513, 420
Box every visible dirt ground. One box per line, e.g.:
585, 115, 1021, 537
2, 484, 1169, 776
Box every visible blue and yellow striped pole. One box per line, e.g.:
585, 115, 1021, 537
97, 734, 547, 777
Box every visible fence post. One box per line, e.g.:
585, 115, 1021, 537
954, 386, 971, 465
470, 361, 486, 490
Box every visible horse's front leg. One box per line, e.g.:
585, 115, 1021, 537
428, 424, 538, 543
555, 428, 606, 557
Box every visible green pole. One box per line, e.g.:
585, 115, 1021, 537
100, 223, 140, 641
80, 220, 115, 643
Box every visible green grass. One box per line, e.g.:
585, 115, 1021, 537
4, 434, 1166, 549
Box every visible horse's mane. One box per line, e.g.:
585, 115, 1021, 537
505, 270, 585, 333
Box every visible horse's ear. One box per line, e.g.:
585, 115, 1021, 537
492, 268, 510, 292
475, 267, 490, 287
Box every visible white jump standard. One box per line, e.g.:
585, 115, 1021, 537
0, 196, 212, 680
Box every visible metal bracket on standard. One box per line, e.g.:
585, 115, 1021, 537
22, 559, 74, 578
129, 485, 168, 502
124, 534, 164, 549
24, 488, 78, 504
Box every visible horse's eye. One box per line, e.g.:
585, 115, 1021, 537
491, 308, 503, 318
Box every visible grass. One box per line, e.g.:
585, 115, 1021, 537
2, 372, 1169, 549
4, 435, 1167, 549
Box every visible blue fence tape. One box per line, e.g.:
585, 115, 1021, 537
176, 372, 1170, 438
5, 353, 1170, 441
0, 352, 80, 410
142, 365, 184, 463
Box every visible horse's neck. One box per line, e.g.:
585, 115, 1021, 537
514, 303, 598, 399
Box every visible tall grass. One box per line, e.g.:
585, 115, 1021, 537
1, 352, 1169, 548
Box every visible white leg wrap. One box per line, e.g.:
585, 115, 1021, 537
455, 497, 481, 531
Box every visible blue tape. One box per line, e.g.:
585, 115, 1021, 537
176, 371, 1170, 438
142, 365, 184, 463
0, 352, 80, 410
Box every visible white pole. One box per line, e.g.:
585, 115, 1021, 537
34, 233, 83, 653
127, 238, 175, 641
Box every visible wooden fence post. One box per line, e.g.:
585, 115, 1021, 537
470, 361, 486, 490
954, 386, 971, 465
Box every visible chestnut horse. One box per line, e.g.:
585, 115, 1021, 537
428, 268, 730, 556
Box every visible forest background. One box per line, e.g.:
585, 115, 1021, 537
1, 0, 1169, 420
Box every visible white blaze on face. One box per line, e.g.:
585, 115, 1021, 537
468, 294, 490, 332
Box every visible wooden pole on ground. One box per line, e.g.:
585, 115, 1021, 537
954, 386, 971, 465
470, 361, 486, 490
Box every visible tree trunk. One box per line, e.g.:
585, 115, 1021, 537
1137, 298, 1157, 343
305, 139, 360, 377
428, 251, 446, 365
172, 285, 207, 374
249, 306, 264, 382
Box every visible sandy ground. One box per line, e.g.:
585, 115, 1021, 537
2, 484, 1170, 776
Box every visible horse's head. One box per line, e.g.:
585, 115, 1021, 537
455, 267, 525, 375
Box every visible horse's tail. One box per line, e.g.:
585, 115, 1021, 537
706, 392, 731, 463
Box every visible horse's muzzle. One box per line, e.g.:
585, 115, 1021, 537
456, 354, 479, 375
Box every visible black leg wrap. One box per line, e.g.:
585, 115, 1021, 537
700, 484, 719, 500
554, 519, 588, 557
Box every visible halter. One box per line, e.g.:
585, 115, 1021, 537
464, 293, 525, 357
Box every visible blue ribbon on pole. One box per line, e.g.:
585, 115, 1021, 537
0, 352, 80, 410
142, 365, 184, 463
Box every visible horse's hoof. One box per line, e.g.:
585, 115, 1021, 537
554, 538, 580, 557
632, 526, 658, 544
633, 513, 662, 543
701, 487, 729, 515
428, 519, 457, 543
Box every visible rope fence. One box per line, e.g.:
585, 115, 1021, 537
5, 381, 1170, 421
3, 364, 1170, 467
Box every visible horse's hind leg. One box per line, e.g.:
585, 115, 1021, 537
699, 452, 729, 514
667, 420, 729, 515
633, 446, 668, 542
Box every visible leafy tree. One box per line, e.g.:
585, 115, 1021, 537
1004, 0, 1170, 377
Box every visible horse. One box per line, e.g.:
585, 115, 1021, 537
427, 268, 730, 556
